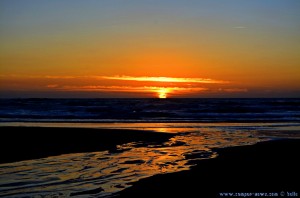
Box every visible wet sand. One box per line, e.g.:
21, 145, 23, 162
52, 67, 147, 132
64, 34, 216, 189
0, 127, 174, 164
1, 127, 299, 197
118, 139, 300, 197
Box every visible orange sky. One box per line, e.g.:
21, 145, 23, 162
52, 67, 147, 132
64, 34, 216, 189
1, 1, 299, 98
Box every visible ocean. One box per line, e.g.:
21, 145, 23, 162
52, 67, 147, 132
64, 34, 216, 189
0, 98, 299, 197
1, 98, 300, 123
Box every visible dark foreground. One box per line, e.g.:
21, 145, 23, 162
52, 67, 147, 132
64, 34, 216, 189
0, 127, 299, 197
0, 127, 174, 164
119, 139, 300, 197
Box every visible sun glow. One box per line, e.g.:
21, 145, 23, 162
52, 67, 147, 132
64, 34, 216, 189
101, 76, 227, 84
157, 88, 169, 98
2, 74, 225, 97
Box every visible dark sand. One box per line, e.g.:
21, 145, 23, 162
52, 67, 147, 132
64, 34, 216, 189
119, 139, 300, 197
1, 127, 299, 197
0, 127, 174, 164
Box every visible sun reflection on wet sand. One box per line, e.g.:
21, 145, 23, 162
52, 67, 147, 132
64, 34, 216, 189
0, 126, 263, 197
1, 122, 298, 197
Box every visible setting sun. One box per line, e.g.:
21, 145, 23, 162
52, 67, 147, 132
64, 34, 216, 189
158, 88, 168, 99
0, 1, 299, 99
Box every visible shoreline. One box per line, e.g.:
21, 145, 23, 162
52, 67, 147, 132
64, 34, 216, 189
118, 139, 300, 197
0, 126, 174, 164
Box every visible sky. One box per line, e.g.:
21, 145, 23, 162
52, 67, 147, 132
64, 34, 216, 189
0, 0, 299, 98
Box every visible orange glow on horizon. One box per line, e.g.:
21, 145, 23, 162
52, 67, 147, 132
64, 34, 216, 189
1, 1, 300, 98
0, 74, 251, 98
101, 76, 227, 84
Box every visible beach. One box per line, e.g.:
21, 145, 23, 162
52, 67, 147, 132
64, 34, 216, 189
0, 126, 174, 164
0, 126, 299, 197
119, 139, 300, 197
